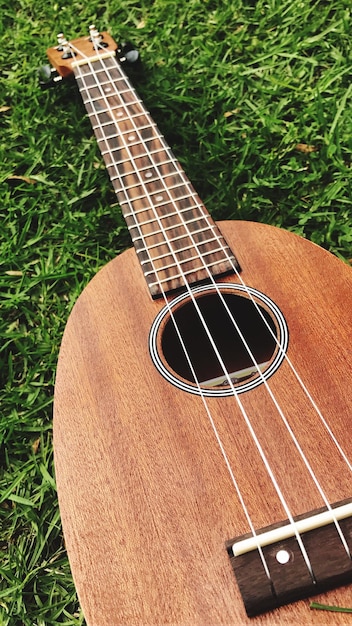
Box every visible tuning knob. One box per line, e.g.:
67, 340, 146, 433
53, 33, 74, 59
89, 25, 108, 48
37, 65, 63, 89
118, 42, 139, 64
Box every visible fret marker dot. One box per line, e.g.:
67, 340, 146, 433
115, 111, 123, 118
156, 195, 164, 202
145, 171, 152, 178
104, 87, 112, 93
128, 134, 136, 141
276, 549, 291, 564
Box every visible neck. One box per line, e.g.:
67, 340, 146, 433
73, 53, 239, 297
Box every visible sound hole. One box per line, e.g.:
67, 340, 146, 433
149, 284, 288, 397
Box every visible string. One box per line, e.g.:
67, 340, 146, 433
70, 39, 351, 573
91, 61, 352, 479
74, 56, 318, 582
79, 50, 352, 473
71, 53, 275, 582
72, 41, 350, 566
72, 56, 301, 583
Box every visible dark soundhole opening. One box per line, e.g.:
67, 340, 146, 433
161, 291, 278, 389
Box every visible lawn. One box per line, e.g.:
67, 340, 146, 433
1, 0, 351, 623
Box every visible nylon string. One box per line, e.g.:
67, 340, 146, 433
69, 39, 351, 575
72, 39, 351, 567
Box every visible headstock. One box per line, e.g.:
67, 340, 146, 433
46, 27, 117, 79
39, 26, 138, 88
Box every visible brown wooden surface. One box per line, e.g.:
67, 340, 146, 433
47, 34, 239, 295
54, 220, 352, 625
46, 32, 118, 78
73, 53, 238, 296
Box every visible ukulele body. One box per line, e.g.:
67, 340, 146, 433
54, 219, 352, 625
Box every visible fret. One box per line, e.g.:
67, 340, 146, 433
92, 112, 152, 129
101, 140, 171, 160
111, 160, 177, 183
82, 88, 137, 105
126, 196, 194, 211
108, 166, 182, 192
82, 89, 145, 110
136, 234, 221, 256
108, 155, 177, 173
91, 115, 161, 142
94, 100, 147, 113
100, 124, 159, 144
88, 100, 146, 116
125, 206, 212, 235
124, 206, 200, 223
143, 247, 229, 276
123, 202, 203, 225
133, 234, 231, 292
131, 213, 210, 232
140, 245, 234, 295
93, 77, 128, 88
131, 224, 217, 245
122, 204, 198, 226
98, 128, 162, 148
106, 162, 184, 185
111, 186, 195, 212
106, 153, 177, 175
146, 247, 228, 276
123, 203, 181, 218
107, 162, 179, 189
83, 97, 142, 115
84, 100, 143, 117
147, 257, 228, 281
77, 60, 118, 77
126, 216, 216, 249
100, 125, 160, 145
124, 199, 207, 221
113, 182, 193, 203
74, 56, 239, 296
84, 78, 135, 93
140, 243, 226, 265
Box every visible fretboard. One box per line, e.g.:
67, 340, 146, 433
73, 52, 239, 297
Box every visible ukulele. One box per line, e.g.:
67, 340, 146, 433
48, 28, 352, 624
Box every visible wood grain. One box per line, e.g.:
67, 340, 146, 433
54, 220, 352, 625
73, 53, 239, 296
47, 35, 239, 296
46, 32, 118, 78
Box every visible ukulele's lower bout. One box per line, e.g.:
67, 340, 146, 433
226, 499, 352, 616
149, 283, 289, 396
54, 220, 352, 625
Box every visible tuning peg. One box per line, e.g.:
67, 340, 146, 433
37, 64, 63, 89
56, 33, 65, 51
117, 42, 139, 64
89, 25, 108, 48
54, 32, 75, 59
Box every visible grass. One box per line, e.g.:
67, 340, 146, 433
0, 0, 351, 623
